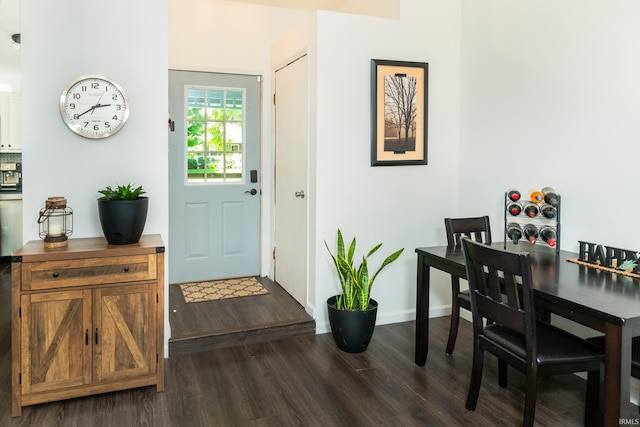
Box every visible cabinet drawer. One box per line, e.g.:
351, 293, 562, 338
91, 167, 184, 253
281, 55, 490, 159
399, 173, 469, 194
22, 255, 156, 291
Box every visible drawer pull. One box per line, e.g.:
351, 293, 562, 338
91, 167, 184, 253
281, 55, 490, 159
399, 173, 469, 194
52, 272, 59, 278
85, 329, 89, 345
124, 267, 130, 272
95, 328, 99, 345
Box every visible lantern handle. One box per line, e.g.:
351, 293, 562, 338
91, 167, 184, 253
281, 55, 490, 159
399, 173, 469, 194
37, 210, 53, 224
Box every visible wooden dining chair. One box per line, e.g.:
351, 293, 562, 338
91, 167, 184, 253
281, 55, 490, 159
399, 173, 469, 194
444, 216, 492, 355
461, 238, 604, 427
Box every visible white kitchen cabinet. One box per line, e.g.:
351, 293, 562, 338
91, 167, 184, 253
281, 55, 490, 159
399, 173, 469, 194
0, 93, 22, 152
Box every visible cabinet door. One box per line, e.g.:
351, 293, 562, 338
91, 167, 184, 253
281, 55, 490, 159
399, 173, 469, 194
0, 93, 21, 152
21, 289, 92, 395
0, 94, 6, 150
93, 282, 156, 383
7, 94, 21, 151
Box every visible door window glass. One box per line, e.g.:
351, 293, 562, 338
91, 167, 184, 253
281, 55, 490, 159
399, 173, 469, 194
186, 87, 244, 183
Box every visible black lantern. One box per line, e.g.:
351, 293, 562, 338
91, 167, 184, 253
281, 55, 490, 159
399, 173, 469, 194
38, 196, 73, 248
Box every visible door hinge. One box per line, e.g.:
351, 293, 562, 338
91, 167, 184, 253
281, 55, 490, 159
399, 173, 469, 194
273, 94, 276, 105
272, 247, 276, 260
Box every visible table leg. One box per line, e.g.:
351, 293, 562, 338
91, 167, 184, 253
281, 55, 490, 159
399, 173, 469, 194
603, 323, 636, 427
415, 253, 430, 366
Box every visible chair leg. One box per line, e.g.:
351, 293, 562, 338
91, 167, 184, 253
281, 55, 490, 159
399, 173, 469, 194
523, 370, 539, 427
446, 276, 461, 355
498, 359, 508, 388
466, 341, 484, 410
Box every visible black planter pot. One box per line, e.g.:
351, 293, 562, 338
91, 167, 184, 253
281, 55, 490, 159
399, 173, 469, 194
98, 197, 148, 245
327, 295, 378, 353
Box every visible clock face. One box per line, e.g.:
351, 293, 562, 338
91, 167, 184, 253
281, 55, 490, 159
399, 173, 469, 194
59, 76, 130, 139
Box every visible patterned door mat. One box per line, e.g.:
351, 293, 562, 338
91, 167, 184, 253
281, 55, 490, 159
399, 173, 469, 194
177, 276, 269, 303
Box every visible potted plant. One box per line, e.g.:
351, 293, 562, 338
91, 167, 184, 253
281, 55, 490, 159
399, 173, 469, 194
324, 229, 404, 353
97, 183, 148, 245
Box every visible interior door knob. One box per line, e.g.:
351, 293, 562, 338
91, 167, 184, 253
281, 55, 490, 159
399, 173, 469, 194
245, 188, 257, 195
295, 190, 305, 198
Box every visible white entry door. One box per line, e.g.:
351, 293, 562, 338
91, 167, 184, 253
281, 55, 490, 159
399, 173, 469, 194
274, 55, 308, 306
168, 70, 261, 283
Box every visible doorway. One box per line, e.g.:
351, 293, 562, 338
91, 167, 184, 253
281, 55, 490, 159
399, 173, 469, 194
167, 69, 315, 354
168, 70, 261, 284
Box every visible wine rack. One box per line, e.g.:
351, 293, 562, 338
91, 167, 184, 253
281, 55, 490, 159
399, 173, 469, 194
503, 189, 561, 253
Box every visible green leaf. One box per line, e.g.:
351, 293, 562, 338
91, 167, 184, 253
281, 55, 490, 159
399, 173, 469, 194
325, 229, 403, 312
97, 183, 146, 200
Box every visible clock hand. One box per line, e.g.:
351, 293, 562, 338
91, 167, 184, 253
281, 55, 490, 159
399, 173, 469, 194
90, 103, 112, 113
76, 103, 112, 118
89, 92, 107, 115
76, 105, 97, 118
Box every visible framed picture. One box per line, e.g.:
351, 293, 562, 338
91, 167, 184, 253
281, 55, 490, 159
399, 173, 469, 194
371, 59, 428, 166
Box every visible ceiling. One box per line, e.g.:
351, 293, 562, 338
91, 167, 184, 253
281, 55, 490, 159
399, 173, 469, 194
0, 0, 21, 76
0, 0, 395, 81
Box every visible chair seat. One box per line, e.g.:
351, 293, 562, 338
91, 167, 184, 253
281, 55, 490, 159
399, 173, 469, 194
483, 322, 605, 366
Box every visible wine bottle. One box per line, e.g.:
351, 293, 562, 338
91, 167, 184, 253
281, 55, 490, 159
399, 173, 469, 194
507, 189, 521, 202
523, 224, 539, 244
541, 187, 559, 206
507, 222, 523, 244
540, 203, 557, 219
540, 226, 557, 247
529, 190, 544, 203
522, 201, 540, 218
506, 202, 522, 216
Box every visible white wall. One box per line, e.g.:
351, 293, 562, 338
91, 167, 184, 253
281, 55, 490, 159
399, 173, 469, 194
23, 0, 169, 351
313, 1, 462, 331
459, 2, 640, 401
23, 0, 168, 241
459, 0, 640, 253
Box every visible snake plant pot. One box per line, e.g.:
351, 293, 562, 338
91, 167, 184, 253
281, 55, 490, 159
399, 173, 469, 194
98, 197, 148, 245
327, 296, 378, 353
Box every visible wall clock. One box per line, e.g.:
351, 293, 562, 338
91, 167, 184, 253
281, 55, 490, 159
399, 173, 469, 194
59, 75, 130, 139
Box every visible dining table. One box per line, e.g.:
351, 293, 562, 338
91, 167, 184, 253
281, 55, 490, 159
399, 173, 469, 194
415, 242, 640, 427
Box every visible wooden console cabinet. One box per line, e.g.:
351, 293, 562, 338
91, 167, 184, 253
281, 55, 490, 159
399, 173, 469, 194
11, 235, 165, 417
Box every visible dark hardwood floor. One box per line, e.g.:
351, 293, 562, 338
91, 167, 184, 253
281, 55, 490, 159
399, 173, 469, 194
168, 276, 315, 356
1, 262, 592, 426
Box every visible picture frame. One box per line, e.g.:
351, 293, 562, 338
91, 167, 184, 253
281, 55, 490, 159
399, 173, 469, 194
370, 59, 428, 166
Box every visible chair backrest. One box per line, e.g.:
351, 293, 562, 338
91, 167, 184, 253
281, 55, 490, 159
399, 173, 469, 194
461, 237, 536, 345
444, 216, 492, 247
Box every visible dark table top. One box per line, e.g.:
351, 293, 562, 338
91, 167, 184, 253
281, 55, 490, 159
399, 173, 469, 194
416, 242, 640, 328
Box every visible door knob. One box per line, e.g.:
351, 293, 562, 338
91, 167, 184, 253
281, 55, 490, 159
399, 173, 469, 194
245, 188, 257, 195
295, 190, 305, 198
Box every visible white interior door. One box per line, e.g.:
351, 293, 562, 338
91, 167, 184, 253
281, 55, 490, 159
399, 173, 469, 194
168, 70, 261, 283
274, 55, 308, 306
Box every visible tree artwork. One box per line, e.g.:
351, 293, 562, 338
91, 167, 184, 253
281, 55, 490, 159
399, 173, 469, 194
383, 74, 417, 153
371, 60, 428, 166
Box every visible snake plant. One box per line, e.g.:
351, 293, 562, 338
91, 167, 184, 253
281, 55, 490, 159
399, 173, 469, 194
325, 229, 404, 311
